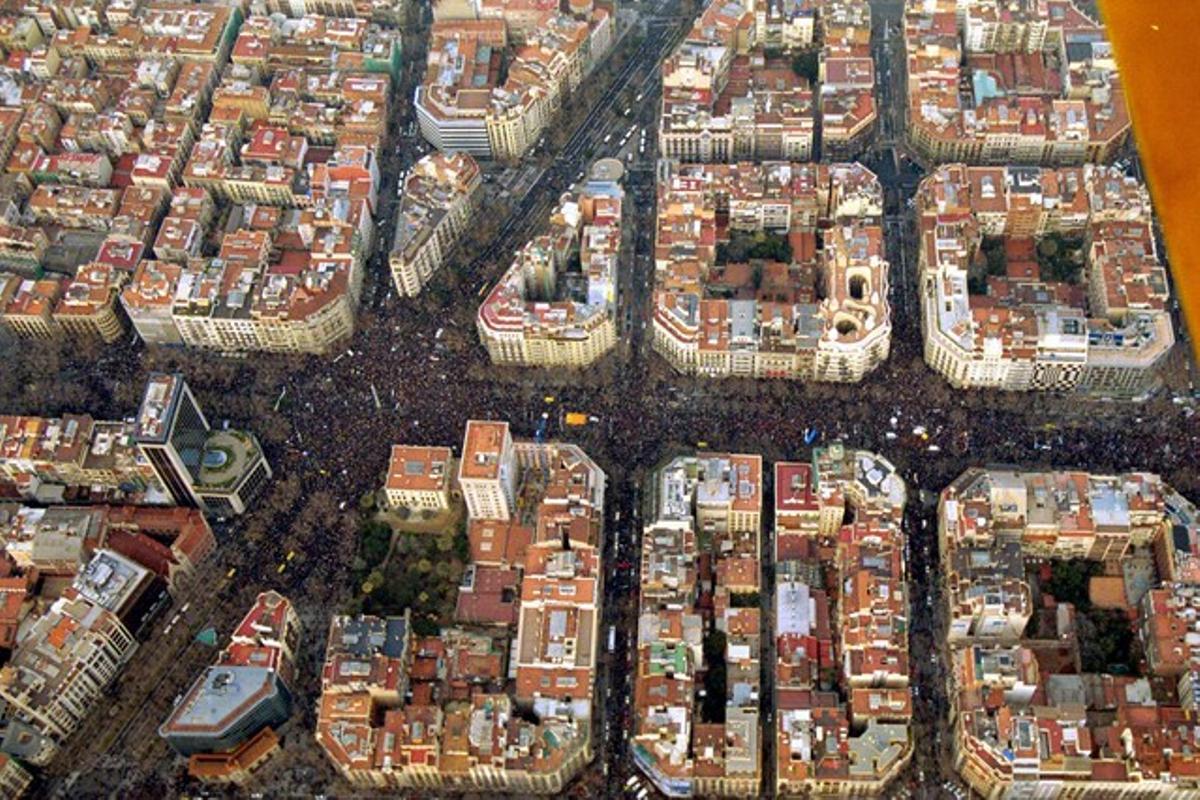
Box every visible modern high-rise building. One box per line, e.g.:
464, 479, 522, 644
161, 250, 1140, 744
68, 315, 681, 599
133, 374, 272, 517
458, 420, 516, 521
187, 430, 273, 518
133, 374, 210, 507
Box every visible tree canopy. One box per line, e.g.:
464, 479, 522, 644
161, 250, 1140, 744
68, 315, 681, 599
717, 230, 793, 265
792, 49, 819, 83
1037, 233, 1085, 284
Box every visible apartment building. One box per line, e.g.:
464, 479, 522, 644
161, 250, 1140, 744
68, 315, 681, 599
632, 452, 763, 798
457, 420, 517, 520
253, 0, 408, 24
478, 160, 623, 367
27, 185, 120, 231
0, 754, 32, 799
415, 20, 509, 155
167, 252, 359, 355
756, 0, 816, 52
0, 506, 109, 578
151, 188, 216, 264
62, 4, 241, 65
126, 200, 370, 355
0, 597, 136, 766
0, 444, 217, 781
0, 373, 269, 516
0, 226, 48, 276
905, 0, 1130, 165
660, 48, 815, 164
0, 275, 63, 341
652, 161, 890, 381
71, 548, 162, 631
939, 468, 1200, 797
0, 503, 214, 602
917, 164, 1173, 396
120, 260, 185, 346
101, 505, 217, 595
818, 0, 876, 159
389, 152, 482, 296
0, 412, 161, 501
514, 542, 602, 719
317, 421, 605, 792
416, 3, 613, 160
657, 0, 807, 164
111, 186, 170, 247
774, 446, 911, 797
0, 0, 414, 359
659, 0, 873, 163
52, 263, 128, 344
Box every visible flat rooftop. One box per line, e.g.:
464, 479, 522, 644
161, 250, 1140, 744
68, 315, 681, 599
134, 373, 184, 443
72, 549, 150, 614
386, 445, 451, 493
460, 420, 509, 481
162, 665, 280, 735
